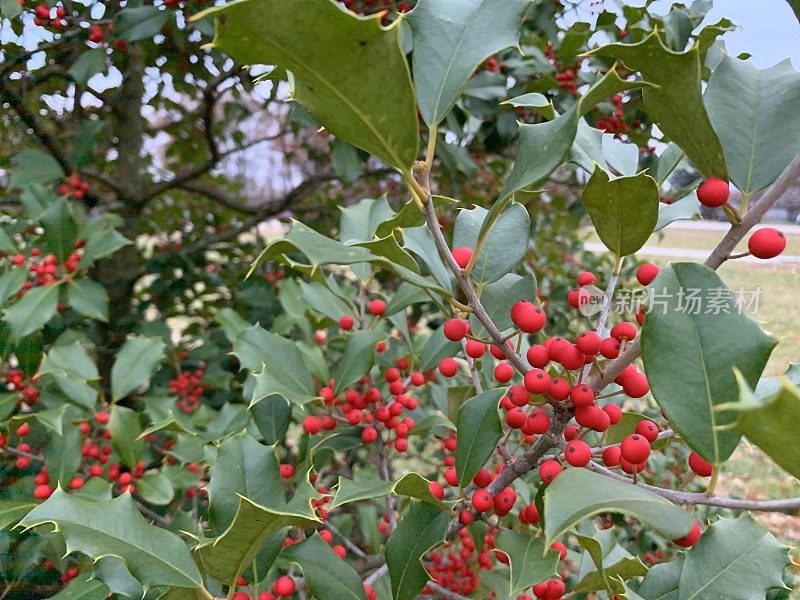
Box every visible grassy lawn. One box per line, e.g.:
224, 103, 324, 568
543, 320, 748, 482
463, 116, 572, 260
648, 226, 800, 256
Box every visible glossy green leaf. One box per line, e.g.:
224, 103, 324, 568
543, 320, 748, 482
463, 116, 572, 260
678, 516, 789, 599
199, 0, 418, 170
332, 330, 386, 394
330, 473, 450, 509
730, 375, 800, 480
453, 203, 530, 285
637, 557, 682, 600
543, 469, 694, 547
574, 533, 648, 594
282, 534, 367, 600
108, 405, 144, 470
385, 500, 450, 600
704, 56, 800, 194
655, 192, 702, 231
48, 573, 110, 600
136, 472, 175, 506
653, 143, 685, 185
111, 336, 166, 401
641, 263, 776, 463
93, 555, 144, 599
39, 197, 77, 263
115, 6, 170, 41
0, 501, 36, 530
0, 268, 27, 304
3, 283, 61, 340
67, 279, 109, 322
495, 528, 559, 596
39, 341, 99, 409
17, 489, 204, 589
250, 394, 291, 444
339, 196, 395, 244
455, 388, 505, 487
470, 273, 536, 337
45, 420, 84, 486
419, 327, 460, 372
581, 166, 660, 258
407, 0, 531, 126
587, 32, 727, 178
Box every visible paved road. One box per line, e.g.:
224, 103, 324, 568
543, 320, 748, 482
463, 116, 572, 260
664, 220, 800, 235
584, 242, 800, 265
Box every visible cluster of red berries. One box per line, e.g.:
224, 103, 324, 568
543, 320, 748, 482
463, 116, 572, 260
57, 174, 90, 200
338, 297, 386, 331
697, 178, 787, 259
6, 242, 85, 294
595, 93, 639, 135
32, 2, 66, 28
169, 369, 205, 413
555, 69, 578, 95
229, 574, 296, 599
5, 369, 39, 405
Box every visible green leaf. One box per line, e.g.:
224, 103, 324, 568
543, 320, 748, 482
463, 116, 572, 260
136, 472, 175, 506
115, 6, 170, 41
111, 336, 166, 401
93, 555, 144, 599
250, 220, 450, 297
199, 0, 418, 170
419, 327, 460, 372
195, 490, 319, 586
17, 489, 204, 589
0, 268, 29, 304
455, 388, 505, 487
68, 49, 107, 85
0, 0, 22, 19
637, 557, 682, 600
586, 32, 727, 178
332, 140, 366, 185
385, 500, 450, 600
250, 395, 291, 444
39, 341, 98, 409
641, 263, 776, 463
9, 149, 64, 188
677, 516, 789, 599
704, 56, 800, 194
0, 501, 37, 530
581, 166, 659, 258
80, 226, 130, 266
281, 534, 367, 600
3, 283, 61, 341
543, 469, 694, 547
297, 280, 350, 321
574, 533, 648, 594
67, 279, 109, 321
406, 0, 531, 126
48, 574, 110, 600
45, 421, 84, 485
495, 528, 559, 596
339, 197, 395, 244
470, 273, 536, 336
655, 193, 701, 231
39, 197, 77, 263
332, 330, 386, 394
108, 405, 144, 470
653, 142, 685, 185
72, 120, 105, 169
330, 473, 450, 510
730, 375, 800, 480
401, 225, 452, 291
453, 203, 530, 285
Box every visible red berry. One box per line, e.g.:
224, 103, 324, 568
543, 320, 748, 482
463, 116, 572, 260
636, 262, 660, 286
634, 419, 659, 442
339, 315, 354, 330
451, 246, 473, 269
438, 357, 458, 377
524, 369, 552, 395
273, 575, 296, 597
511, 301, 547, 333
473, 468, 493, 488
458, 509, 474, 525
95, 411, 110, 424
15, 422, 29, 437
610, 321, 637, 341
599, 337, 621, 359
577, 271, 596, 286
696, 178, 729, 208
302, 416, 321, 435
279, 463, 294, 478
602, 403, 622, 424
576, 331, 601, 355
368, 299, 385, 316
361, 427, 378, 443
465, 340, 485, 358
524, 410, 550, 435
620, 434, 650, 464
526, 344, 550, 368
549, 377, 570, 401
428, 481, 445, 499
507, 385, 529, 407
748, 227, 786, 259
688, 451, 713, 477
539, 459, 562, 483
546, 578, 566, 598
471, 489, 494, 512
494, 363, 514, 383
623, 371, 650, 398
506, 407, 526, 429
569, 384, 595, 408
602, 445, 621, 467
564, 439, 592, 467
566, 288, 580, 308
549, 542, 567, 560
443, 318, 468, 341
33, 484, 53, 500
673, 521, 702, 548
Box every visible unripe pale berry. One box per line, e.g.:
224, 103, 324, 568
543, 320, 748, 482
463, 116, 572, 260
696, 177, 729, 207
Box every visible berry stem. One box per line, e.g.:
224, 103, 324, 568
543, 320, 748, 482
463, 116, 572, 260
706, 465, 719, 496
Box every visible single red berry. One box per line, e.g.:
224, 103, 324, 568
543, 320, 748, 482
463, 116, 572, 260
505, 407, 526, 429
610, 321, 637, 341
546, 578, 566, 598
494, 363, 514, 383
15, 422, 29, 437
443, 318, 468, 341
95, 411, 110, 424
577, 271, 596, 286
438, 357, 458, 377
451, 246, 473, 269
564, 439, 592, 467
339, 315, 354, 330
459, 509, 474, 525
697, 178, 729, 207
473, 468, 493, 488
549, 542, 567, 560
636, 262, 660, 286
688, 451, 713, 477
634, 419, 659, 442
511, 301, 547, 333
524, 369, 552, 395
471, 489, 494, 512
569, 384, 595, 408
507, 385, 529, 407
368, 299, 385, 316
523, 411, 550, 435
539, 459, 562, 483
620, 434, 650, 464
673, 521, 702, 548
602, 445, 621, 467
302, 416, 321, 434
526, 344, 550, 368
428, 481, 445, 499
494, 487, 517, 515
623, 371, 650, 398
279, 463, 294, 478
599, 337, 621, 359
602, 403, 622, 424
273, 575, 296, 597
465, 339, 485, 358
361, 427, 378, 443
576, 331, 601, 355
33, 484, 53, 500
748, 227, 786, 259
